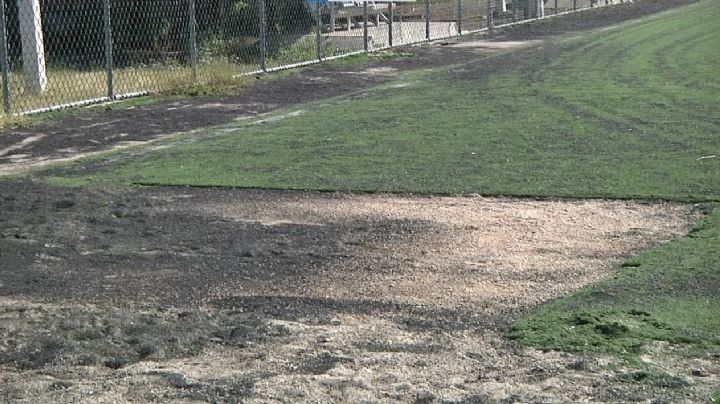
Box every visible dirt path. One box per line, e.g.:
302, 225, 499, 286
0, 0, 697, 176
1, 185, 715, 402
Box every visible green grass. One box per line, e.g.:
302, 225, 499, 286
46, 1, 720, 202
510, 206, 720, 357
35, 0, 720, 371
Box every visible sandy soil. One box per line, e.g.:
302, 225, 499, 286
1, 185, 716, 403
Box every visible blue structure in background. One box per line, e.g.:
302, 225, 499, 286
305, 0, 359, 5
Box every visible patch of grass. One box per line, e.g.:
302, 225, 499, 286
47, 1, 720, 202
1, 59, 257, 121
510, 206, 720, 357
157, 67, 251, 97
267, 35, 328, 69
42, 176, 96, 188
0, 61, 257, 129
615, 369, 690, 389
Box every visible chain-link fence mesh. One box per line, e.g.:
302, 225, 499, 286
0, 0, 612, 115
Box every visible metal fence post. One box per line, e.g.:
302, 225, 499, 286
555, 0, 559, 13
363, 1, 369, 52
315, 1, 322, 61
188, 0, 198, 82
457, 0, 462, 35
388, 1, 393, 47
487, 0, 494, 32
425, 0, 430, 40
258, 0, 267, 72
573, 0, 577, 11
102, 0, 114, 100
0, 0, 11, 113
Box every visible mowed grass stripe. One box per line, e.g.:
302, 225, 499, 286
505, 2, 720, 367
48, 1, 720, 202
514, 4, 717, 131
536, 7, 717, 129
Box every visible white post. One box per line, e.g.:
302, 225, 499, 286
501, 0, 508, 13
530, 0, 544, 17
18, 0, 47, 94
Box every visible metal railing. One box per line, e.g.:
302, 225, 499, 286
0, 0, 597, 116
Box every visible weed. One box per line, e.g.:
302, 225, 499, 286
0, 59, 259, 121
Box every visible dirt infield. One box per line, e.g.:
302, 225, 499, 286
1, 184, 714, 402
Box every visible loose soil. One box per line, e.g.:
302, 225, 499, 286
0, 183, 715, 402
2, 0, 717, 402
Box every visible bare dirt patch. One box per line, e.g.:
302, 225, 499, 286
1, 183, 714, 402
197, 194, 696, 312
445, 39, 543, 52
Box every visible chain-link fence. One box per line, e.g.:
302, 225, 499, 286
0, 0, 603, 115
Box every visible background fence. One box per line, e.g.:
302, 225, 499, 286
0, 0, 600, 115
